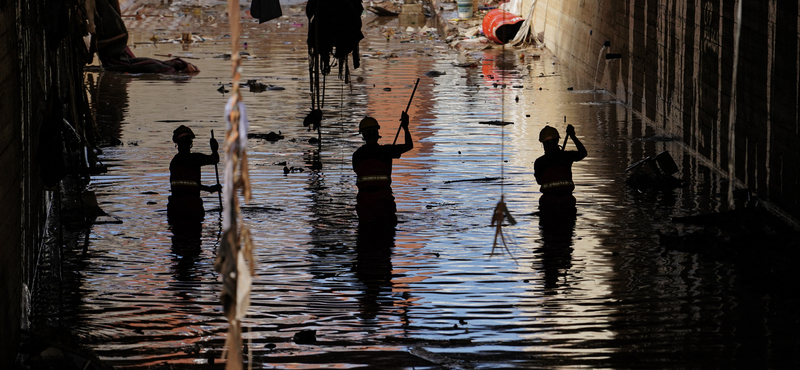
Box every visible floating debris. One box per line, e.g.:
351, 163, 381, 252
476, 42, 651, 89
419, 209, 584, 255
248, 131, 284, 142
303, 109, 322, 131
283, 166, 304, 174
248, 81, 285, 92
625, 151, 683, 189
444, 176, 503, 184
293, 329, 317, 344
479, 120, 514, 126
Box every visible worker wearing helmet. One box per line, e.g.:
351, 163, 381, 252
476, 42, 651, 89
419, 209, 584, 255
533, 124, 587, 216
352, 112, 413, 226
168, 125, 221, 227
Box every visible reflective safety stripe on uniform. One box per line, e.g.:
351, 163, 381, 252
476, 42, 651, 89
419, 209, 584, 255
540, 179, 574, 191
354, 158, 392, 189
357, 175, 391, 184
171, 179, 199, 188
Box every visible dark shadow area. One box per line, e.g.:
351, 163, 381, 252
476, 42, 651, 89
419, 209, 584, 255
536, 210, 576, 294
354, 225, 396, 321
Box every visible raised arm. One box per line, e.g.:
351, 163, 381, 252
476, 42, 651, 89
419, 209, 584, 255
399, 111, 413, 153
566, 124, 587, 161
201, 136, 220, 165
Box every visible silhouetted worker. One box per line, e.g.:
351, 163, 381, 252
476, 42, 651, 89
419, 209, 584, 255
534, 124, 587, 217
352, 112, 413, 226
168, 125, 221, 228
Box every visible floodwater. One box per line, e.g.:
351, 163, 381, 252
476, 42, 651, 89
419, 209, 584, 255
42, 2, 798, 369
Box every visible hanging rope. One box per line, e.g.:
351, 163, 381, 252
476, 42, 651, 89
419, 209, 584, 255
215, 2, 255, 368
490, 10, 517, 257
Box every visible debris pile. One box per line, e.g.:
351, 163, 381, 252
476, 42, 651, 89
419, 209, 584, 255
625, 151, 683, 190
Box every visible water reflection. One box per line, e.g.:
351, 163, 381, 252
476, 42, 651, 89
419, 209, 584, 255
169, 219, 203, 283
41, 3, 798, 368
354, 226, 395, 321
536, 212, 575, 294
88, 72, 129, 144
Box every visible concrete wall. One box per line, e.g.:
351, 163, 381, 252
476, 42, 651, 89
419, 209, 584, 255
528, 0, 800, 222
1, 0, 95, 366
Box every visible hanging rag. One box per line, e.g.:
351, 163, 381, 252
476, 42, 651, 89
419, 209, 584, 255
510, 0, 541, 47
306, 0, 364, 78
250, 0, 282, 23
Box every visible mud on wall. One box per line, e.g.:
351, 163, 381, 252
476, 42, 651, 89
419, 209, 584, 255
0, 0, 94, 366
527, 0, 799, 221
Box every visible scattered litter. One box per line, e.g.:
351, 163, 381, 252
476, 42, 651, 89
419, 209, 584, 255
463, 26, 481, 38
451, 62, 478, 67
367, 1, 400, 16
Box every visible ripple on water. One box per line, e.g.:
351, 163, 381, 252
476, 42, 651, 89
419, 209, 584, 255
39, 4, 798, 369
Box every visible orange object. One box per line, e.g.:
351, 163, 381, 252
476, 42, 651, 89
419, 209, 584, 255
482, 9, 524, 44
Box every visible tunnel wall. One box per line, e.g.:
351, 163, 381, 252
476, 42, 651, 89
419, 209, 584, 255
527, 0, 799, 222
0, 0, 94, 366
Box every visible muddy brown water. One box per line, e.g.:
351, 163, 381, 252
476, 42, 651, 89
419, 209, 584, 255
38, 3, 799, 369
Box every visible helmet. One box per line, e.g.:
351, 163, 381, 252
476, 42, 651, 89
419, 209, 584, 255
173, 125, 195, 143
359, 116, 380, 132
539, 125, 560, 142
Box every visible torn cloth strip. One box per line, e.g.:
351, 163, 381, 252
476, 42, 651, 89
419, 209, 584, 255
251, 0, 282, 23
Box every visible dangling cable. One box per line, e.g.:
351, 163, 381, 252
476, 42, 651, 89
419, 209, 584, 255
490, 9, 517, 259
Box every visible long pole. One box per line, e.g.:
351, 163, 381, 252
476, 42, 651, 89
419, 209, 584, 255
393, 78, 421, 145
211, 130, 223, 210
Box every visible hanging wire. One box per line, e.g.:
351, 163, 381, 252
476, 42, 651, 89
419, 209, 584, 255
490, 8, 517, 259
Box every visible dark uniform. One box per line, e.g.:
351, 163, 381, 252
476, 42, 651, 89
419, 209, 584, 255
167, 126, 219, 226
353, 144, 407, 225
352, 114, 412, 227
169, 152, 217, 222
534, 125, 587, 217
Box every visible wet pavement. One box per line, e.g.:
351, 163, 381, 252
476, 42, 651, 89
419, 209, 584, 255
28, 1, 800, 369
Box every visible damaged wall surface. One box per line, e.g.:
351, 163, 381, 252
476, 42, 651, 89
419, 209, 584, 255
527, 0, 799, 222
0, 0, 95, 366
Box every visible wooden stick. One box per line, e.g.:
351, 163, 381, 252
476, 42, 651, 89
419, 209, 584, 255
393, 78, 421, 145
211, 130, 223, 210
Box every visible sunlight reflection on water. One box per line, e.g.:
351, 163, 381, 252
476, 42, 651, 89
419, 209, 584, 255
53, 3, 798, 369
